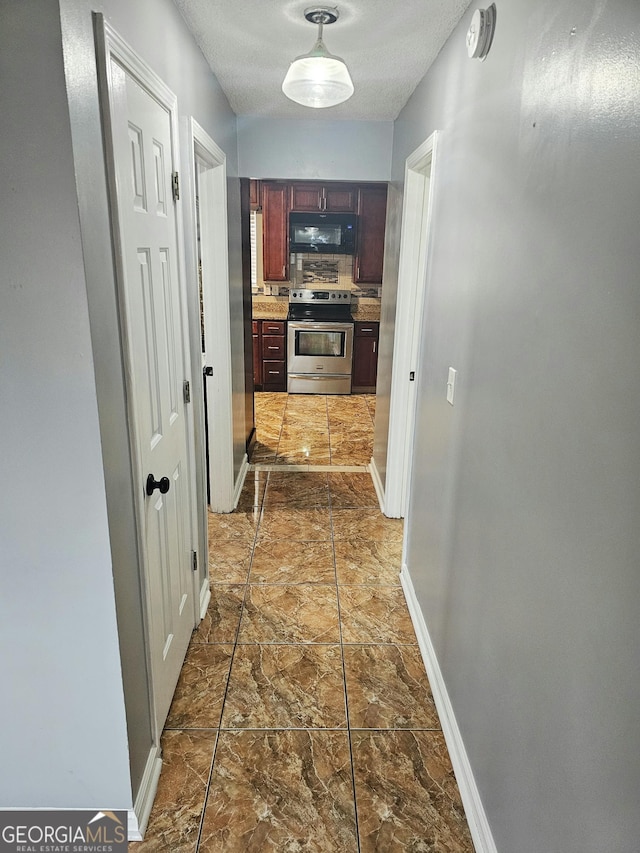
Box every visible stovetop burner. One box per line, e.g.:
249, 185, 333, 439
287, 288, 353, 322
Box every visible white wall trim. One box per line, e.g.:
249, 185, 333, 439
385, 131, 440, 518
186, 118, 236, 514
233, 453, 249, 509
199, 577, 211, 621
128, 743, 162, 841
368, 457, 386, 514
400, 564, 498, 853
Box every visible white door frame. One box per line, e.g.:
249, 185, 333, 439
384, 131, 439, 518
182, 119, 236, 516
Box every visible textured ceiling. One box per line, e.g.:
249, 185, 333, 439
173, 0, 474, 121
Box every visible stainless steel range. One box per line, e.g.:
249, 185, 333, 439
287, 288, 354, 395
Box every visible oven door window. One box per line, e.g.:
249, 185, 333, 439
295, 329, 346, 358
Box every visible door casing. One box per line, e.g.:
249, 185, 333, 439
384, 131, 440, 518
182, 119, 236, 516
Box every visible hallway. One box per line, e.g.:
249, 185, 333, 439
132, 467, 474, 851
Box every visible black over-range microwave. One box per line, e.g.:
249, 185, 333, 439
289, 212, 357, 255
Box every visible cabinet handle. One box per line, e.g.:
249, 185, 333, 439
282, 265, 286, 277
373, 341, 377, 353
267, 346, 279, 350
357, 267, 360, 279
361, 328, 373, 332
268, 370, 280, 375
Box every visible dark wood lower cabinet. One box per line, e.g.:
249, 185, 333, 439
253, 318, 379, 394
352, 321, 379, 392
253, 319, 286, 391
252, 320, 262, 390
262, 360, 287, 389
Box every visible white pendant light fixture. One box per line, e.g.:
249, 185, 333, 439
282, 6, 354, 108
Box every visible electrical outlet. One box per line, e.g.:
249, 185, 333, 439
446, 367, 457, 405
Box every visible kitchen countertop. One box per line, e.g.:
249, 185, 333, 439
351, 303, 382, 322
252, 297, 289, 320
252, 297, 381, 323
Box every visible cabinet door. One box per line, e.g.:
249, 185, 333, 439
262, 360, 287, 390
262, 182, 289, 281
290, 182, 357, 212
354, 185, 388, 283
252, 321, 262, 389
324, 183, 356, 212
249, 179, 261, 210
290, 183, 323, 211
261, 320, 286, 336
262, 335, 286, 359
352, 322, 379, 390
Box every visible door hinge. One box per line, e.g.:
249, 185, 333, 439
172, 171, 180, 202
183, 380, 191, 403
409, 371, 415, 381
192, 550, 198, 572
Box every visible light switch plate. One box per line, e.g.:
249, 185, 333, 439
447, 367, 457, 405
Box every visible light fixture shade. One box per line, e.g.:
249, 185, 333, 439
282, 38, 354, 108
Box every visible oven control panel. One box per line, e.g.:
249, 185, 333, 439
289, 288, 352, 304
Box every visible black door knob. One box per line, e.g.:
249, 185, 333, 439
146, 474, 170, 496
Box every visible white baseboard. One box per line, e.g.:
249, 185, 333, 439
400, 565, 497, 853
199, 577, 211, 621
368, 457, 386, 514
128, 743, 162, 841
233, 453, 249, 509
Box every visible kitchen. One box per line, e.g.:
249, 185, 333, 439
248, 178, 387, 467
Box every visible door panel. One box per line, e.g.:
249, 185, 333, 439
261, 182, 289, 281
109, 60, 195, 730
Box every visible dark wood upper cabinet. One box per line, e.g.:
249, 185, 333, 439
249, 179, 261, 210
261, 181, 289, 282
354, 184, 388, 284
290, 182, 357, 213
290, 182, 323, 211
325, 184, 357, 212
260, 180, 387, 283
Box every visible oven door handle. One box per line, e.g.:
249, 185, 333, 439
288, 322, 354, 331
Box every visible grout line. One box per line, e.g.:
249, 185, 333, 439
193, 728, 220, 852
196, 489, 266, 848
330, 488, 362, 853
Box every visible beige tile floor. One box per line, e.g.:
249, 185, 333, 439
132, 395, 474, 851
251, 392, 376, 467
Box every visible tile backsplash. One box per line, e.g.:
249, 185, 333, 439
261, 253, 381, 299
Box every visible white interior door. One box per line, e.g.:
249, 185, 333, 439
102, 35, 196, 730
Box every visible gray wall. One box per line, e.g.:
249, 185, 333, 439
0, 0, 241, 810
237, 116, 393, 180
390, 1, 640, 850
0, 0, 131, 807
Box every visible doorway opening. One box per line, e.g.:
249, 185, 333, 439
186, 121, 236, 515
247, 199, 380, 470
383, 132, 439, 518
